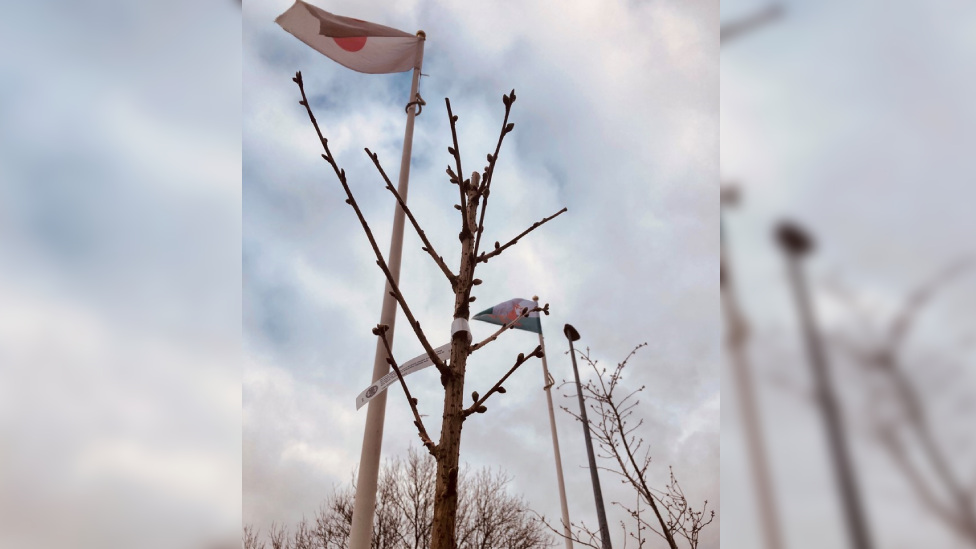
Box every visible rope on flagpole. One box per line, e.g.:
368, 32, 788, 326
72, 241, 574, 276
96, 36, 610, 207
406, 92, 426, 115
544, 371, 555, 390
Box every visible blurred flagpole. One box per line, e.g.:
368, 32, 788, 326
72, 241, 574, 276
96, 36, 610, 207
721, 186, 785, 549
348, 32, 426, 549
534, 296, 574, 549
720, 9, 786, 547
720, 4, 782, 45
775, 221, 875, 549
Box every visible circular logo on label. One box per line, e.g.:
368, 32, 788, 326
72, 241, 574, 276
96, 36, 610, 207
365, 385, 378, 398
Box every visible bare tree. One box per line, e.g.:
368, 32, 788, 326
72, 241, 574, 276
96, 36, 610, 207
270, 522, 288, 549
312, 483, 354, 549
826, 257, 976, 546
244, 524, 266, 549
538, 344, 714, 549
246, 448, 552, 549
291, 71, 566, 549
387, 445, 436, 549
457, 467, 551, 549
291, 518, 315, 549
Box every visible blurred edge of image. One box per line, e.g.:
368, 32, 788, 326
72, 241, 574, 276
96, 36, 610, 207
722, 1, 975, 549
0, 1, 242, 548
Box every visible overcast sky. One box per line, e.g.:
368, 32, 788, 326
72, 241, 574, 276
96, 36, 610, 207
0, 0, 241, 547
243, 1, 719, 548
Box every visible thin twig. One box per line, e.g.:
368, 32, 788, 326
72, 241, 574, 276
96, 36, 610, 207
374, 324, 437, 454
462, 345, 544, 418
886, 255, 974, 352
292, 72, 448, 375
445, 99, 468, 235
532, 511, 606, 549
471, 91, 516, 272
478, 208, 568, 264
468, 304, 549, 353
365, 148, 457, 287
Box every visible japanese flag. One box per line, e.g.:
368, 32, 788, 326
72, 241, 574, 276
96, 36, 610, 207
275, 1, 423, 74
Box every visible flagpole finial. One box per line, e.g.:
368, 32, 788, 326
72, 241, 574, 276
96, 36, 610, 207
532, 295, 539, 301
416, 30, 426, 39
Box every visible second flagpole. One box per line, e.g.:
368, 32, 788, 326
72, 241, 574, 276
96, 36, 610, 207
564, 324, 612, 549
535, 296, 574, 549
349, 32, 426, 549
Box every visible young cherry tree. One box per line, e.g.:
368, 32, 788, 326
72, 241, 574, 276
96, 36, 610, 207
292, 72, 567, 549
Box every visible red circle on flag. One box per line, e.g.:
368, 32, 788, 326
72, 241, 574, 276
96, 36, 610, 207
333, 36, 367, 52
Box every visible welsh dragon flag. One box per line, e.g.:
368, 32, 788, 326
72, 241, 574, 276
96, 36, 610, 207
472, 298, 542, 334
275, 1, 423, 74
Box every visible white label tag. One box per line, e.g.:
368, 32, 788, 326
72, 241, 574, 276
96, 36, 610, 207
355, 343, 452, 410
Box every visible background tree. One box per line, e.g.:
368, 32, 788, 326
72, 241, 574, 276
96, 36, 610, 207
820, 257, 976, 546
538, 344, 714, 549
244, 447, 552, 549
291, 71, 566, 549
244, 525, 265, 549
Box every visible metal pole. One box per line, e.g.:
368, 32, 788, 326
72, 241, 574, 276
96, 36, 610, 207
720, 4, 783, 44
775, 221, 874, 549
721, 187, 786, 549
349, 33, 425, 549
564, 324, 612, 549
535, 297, 574, 549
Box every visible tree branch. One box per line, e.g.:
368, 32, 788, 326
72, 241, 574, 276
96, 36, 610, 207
610, 382, 677, 549
463, 345, 544, 418
478, 208, 568, 264
532, 511, 608, 549
837, 257, 976, 542
292, 71, 448, 375
468, 304, 549, 353
445, 98, 469, 237
365, 148, 458, 287
374, 324, 437, 455
886, 255, 974, 353
471, 91, 517, 271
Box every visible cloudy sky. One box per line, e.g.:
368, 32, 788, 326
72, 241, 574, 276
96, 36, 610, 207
722, 1, 976, 548
243, 0, 719, 547
0, 0, 241, 548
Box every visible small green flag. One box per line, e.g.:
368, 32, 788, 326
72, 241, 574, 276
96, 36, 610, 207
471, 298, 542, 334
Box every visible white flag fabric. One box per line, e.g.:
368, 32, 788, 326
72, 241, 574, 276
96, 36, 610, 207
472, 298, 542, 334
275, 1, 423, 74
355, 343, 451, 410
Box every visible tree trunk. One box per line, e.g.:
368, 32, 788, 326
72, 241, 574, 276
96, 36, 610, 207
430, 175, 480, 549
429, 342, 467, 549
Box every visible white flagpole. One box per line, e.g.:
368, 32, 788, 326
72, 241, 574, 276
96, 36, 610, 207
349, 31, 425, 549
535, 296, 574, 549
